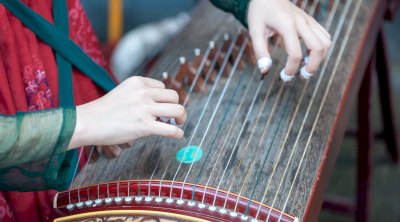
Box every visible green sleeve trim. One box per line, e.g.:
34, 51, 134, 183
45, 106, 77, 190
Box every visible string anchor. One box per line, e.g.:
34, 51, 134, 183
105, 198, 112, 204
66, 204, 74, 211
95, 199, 102, 205
124, 197, 133, 203
166, 198, 174, 203
135, 196, 143, 202
208, 206, 216, 211
115, 197, 122, 203
230, 211, 238, 217
85, 200, 93, 207
155, 197, 163, 203
145, 197, 153, 202
187, 201, 195, 206
76, 202, 84, 208
219, 208, 227, 214
177, 199, 184, 205
198, 203, 206, 209
240, 215, 249, 220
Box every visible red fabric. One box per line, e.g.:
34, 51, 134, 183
0, 0, 117, 221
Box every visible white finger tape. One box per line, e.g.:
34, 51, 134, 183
303, 56, 309, 65
158, 117, 180, 126
257, 57, 272, 70
300, 66, 313, 79
280, 69, 294, 82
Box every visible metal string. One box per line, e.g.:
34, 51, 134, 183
136, 136, 161, 197
86, 148, 101, 200
147, 144, 167, 197
107, 37, 215, 198
178, 35, 249, 200
254, 0, 339, 219
278, 0, 362, 220
199, 65, 258, 204
221, 43, 292, 212
154, 17, 234, 81
168, 34, 239, 199
210, 50, 284, 208
156, 38, 225, 198
266, 0, 353, 218
239, 3, 328, 210
126, 137, 149, 197
68, 146, 84, 204
141, 36, 224, 198
95, 145, 117, 200
153, 17, 228, 81
189, 51, 254, 203
206, 0, 306, 210
244, 76, 298, 217
77, 145, 95, 203
229, 78, 288, 212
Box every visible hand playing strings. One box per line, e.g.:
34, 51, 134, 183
247, 0, 332, 80
68, 76, 187, 149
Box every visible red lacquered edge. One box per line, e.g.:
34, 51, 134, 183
303, 0, 388, 221
48, 180, 296, 222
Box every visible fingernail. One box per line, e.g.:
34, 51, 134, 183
260, 71, 269, 81
260, 67, 268, 74
300, 66, 313, 79
280, 69, 294, 82
303, 56, 310, 65
257, 57, 272, 72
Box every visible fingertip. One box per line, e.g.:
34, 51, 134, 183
171, 126, 184, 139
300, 66, 314, 79
257, 57, 272, 74
175, 113, 187, 126
280, 69, 295, 82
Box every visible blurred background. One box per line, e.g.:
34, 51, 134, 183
80, 0, 400, 221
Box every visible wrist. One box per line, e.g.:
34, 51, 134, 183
68, 105, 91, 149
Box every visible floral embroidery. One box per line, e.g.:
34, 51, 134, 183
23, 55, 54, 111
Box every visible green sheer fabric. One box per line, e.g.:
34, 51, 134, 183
209, 0, 250, 27
0, 107, 76, 191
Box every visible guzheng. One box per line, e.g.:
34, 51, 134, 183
48, 0, 379, 221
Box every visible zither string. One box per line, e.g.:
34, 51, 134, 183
68, 146, 84, 204
210, 49, 285, 208
209, 0, 309, 210
253, 0, 339, 220
232, 0, 328, 216
167, 34, 239, 199
102, 35, 217, 198
199, 66, 261, 205
187, 49, 254, 202
156, 37, 226, 198
278, 0, 363, 220
178, 35, 250, 200
76, 145, 95, 203
200, 22, 289, 207
133, 37, 217, 197
266, 0, 353, 219
191, 56, 257, 204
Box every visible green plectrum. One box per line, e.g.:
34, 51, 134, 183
176, 145, 203, 164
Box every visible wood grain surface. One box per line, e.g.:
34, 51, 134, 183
71, 0, 376, 220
